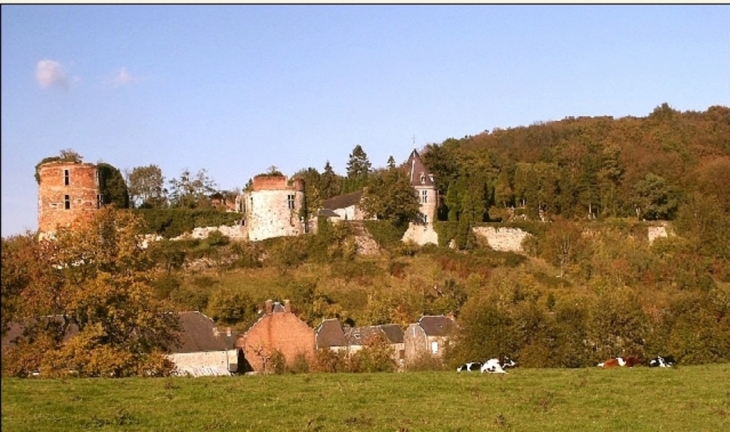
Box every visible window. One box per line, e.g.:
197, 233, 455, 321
287, 194, 295, 210
249, 196, 254, 211
95, 170, 100, 186
420, 174, 426, 185
64, 195, 71, 210
431, 341, 439, 354
421, 190, 428, 203
64, 169, 70, 186
423, 215, 428, 224
97, 194, 103, 209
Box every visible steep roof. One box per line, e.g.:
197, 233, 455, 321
417, 315, 455, 337
379, 324, 405, 344
168, 311, 237, 353
315, 318, 348, 348
321, 190, 363, 211
345, 324, 404, 345
404, 149, 434, 187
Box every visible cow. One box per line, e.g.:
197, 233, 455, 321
481, 357, 516, 374
597, 356, 640, 368
456, 362, 482, 372
648, 355, 676, 367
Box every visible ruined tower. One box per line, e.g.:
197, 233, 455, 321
37, 160, 101, 233
239, 175, 306, 242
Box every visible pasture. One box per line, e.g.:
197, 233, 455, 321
2, 364, 729, 431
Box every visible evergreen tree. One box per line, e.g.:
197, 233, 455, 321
343, 145, 371, 193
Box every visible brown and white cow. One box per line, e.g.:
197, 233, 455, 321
597, 356, 640, 368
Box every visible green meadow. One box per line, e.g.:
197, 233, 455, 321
3, 364, 729, 432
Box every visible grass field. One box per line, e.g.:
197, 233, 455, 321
3, 364, 729, 431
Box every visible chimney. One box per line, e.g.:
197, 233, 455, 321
284, 299, 291, 313
265, 299, 273, 314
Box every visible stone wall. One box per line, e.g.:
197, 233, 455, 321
472, 226, 532, 253
38, 161, 99, 233
402, 222, 438, 246
647, 224, 669, 244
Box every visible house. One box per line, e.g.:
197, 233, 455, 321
404, 315, 456, 362
315, 318, 349, 353
2, 312, 242, 377
320, 190, 366, 222
344, 324, 406, 365
166, 311, 243, 377
236, 300, 315, 374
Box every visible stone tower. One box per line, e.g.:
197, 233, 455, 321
240, 175, 306, 242
37, 160, 101, 233
404, 149, 437, 225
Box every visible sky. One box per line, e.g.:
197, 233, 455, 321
2, 5, 729, 237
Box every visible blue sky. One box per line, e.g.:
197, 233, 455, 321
2, 5, 729, 237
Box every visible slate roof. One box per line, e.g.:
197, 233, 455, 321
404, 149, 434, 187
345, 324, 404, 345
315, 319, 348, 348
170, 311, 237, 353
321, 190, 364, 211
2, 312, 237, 356
417, 315, 455, 337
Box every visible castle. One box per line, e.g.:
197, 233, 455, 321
37, 160, 102, 233
36, 150, 440, 245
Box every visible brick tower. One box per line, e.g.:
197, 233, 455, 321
37, 160, 101, 233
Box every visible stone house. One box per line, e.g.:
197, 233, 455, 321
166, 311, 242, 377
403, 315, 456, 362
315, 318, 349, 353
320, 190, 367, 222
236, 300, 315, 374
345, 324, 406, 365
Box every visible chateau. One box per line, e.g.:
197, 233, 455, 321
36, 149, 440, 245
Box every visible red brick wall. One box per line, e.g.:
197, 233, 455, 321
38, 162, 99, 233
237, 312, 315, 373
252, 175, 289, 191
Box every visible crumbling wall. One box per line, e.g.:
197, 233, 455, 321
472, 226, 532, 253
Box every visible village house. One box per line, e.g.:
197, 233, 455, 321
236, 300, 315, 374
345, 324, 406, 366
403, 315, 456, 362
166, 311, 243, 377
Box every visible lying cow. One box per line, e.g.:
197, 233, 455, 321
456, 362, 482, 372
648, 355, 676, 367
481, 357, 517, 374
597, 356, 641, 368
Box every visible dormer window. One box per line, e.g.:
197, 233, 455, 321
419, 173, 426, 185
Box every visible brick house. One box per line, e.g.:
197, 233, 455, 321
236, 300, 315, 374
404, 315, 456, 363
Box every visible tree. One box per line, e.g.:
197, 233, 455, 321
360, 165, 420, 226
633, 173, 679, 220
319, 161, 343, 200
2, 208, 179, 378
292, 167, 322, 218
168, 168, 217, 209
34, 148, 84, 183
97, 162, 130, 209
126, 164, 167, 208
343, 145, 372, 193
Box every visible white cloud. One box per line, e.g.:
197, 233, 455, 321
35, 59, 69, 89
110, 67, 137, 87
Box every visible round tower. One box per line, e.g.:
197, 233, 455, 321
37, 161, 100, 233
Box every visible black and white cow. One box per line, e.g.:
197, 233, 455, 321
456, 362, 482, 372
648, 355, 677, 367
481, 357, 517, 374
